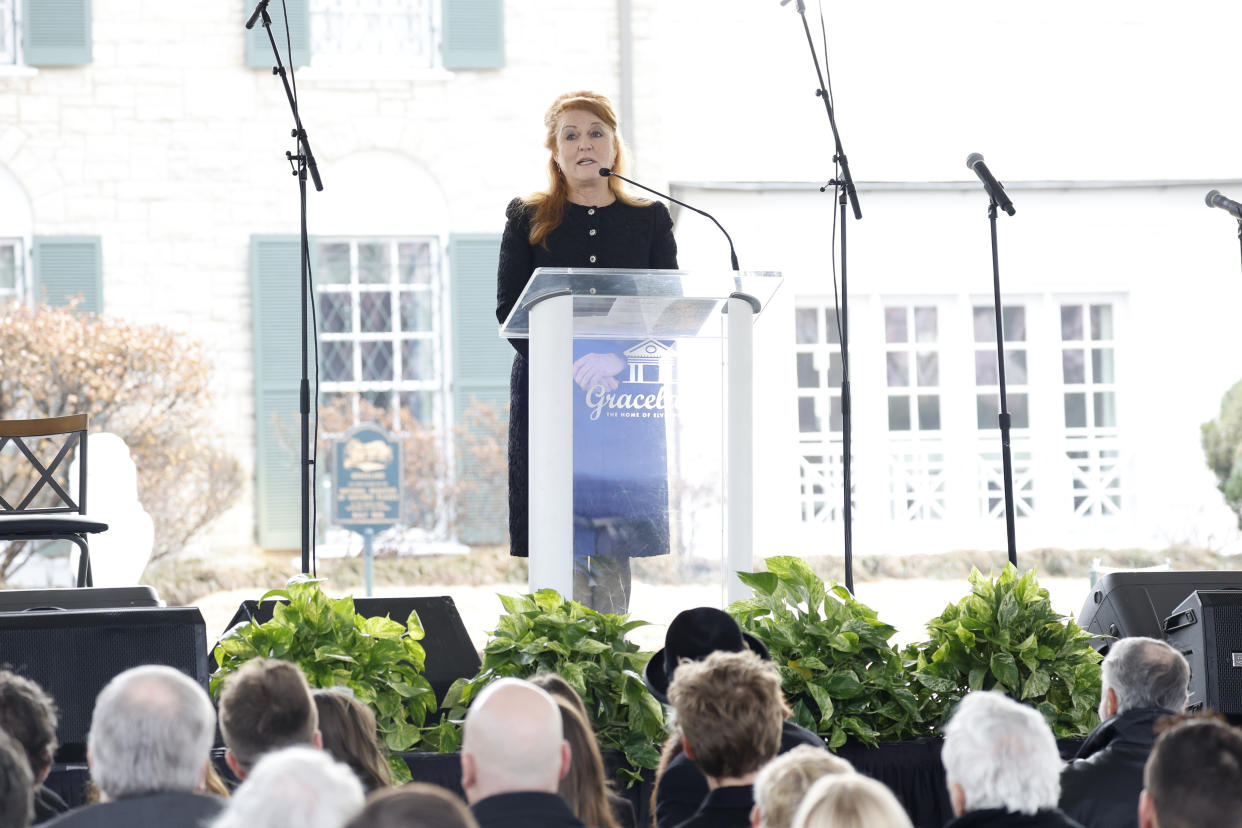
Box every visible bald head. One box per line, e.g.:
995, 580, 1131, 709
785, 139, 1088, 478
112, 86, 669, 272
460, 679, 568, 803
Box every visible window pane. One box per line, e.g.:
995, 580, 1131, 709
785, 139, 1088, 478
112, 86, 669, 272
827, 353, 842, 386
975, 351, 998, 385
317, 242, 350, 285
360, 292, 393, 332
1094, 391, 1117, 427
1061, 305, 1083, 341
1064, 393, 1087, 428
1062, 349, 1085, 384
824, 310, 841, 344
401, 339, 433, 381
887, 352, 910, 387
1002, 306, 1025, 341
400, 291, 431, 331
914, 307, 937, 342
888, 396, 910, 431
321, 341, 354, 381
1092, 348, 1115, 383
917, 395, 940, 430
358, 242, 390, 284
400, 391, 435, 426
977, 393, 999, 429
360, 389, 391, 418
1005, 350, 1027, 384
829, 397, 843, 432
885, 308, 908, 343
361, 341, 393, 381
796, 353, 819, 388
398, 242, 432, 285
1091, 304, 1113, 340
798, 397, 820, 432
1010, 393, 1029, 429
973, 306, 994, 343
319, 293, 352, 333
0, 245, 15, 290
795, 309, 818, 344
917, 352, 939, 386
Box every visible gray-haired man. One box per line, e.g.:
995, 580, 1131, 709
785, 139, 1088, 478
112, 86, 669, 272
44, 665, 223, 828
1059, 636, 1189, 828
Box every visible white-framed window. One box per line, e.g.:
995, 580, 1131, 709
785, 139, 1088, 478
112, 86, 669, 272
310, 0, 438, 70
1061, 301, 1121, 517
795, 303, 844, 523
0, 0, 15, 65
0, 238, 23, 301
885, 304, 946, 520
974, 304, 1035, 518
316, 237, 443, 431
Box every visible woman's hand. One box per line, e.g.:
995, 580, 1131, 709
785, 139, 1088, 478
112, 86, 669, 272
573, 352, 625, 392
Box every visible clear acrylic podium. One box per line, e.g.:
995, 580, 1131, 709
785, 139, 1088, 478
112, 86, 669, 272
500, 267, 781, 606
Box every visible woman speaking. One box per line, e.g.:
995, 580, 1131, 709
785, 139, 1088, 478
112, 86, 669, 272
496, 90, 678, 612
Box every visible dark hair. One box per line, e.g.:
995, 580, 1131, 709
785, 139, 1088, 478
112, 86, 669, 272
313, 689, 393, 792
218, 659, 318, 770
0, 670, 57, 779
0, 728, 33, 828
344, 782, 479, 828
1145, 715, 1242, 828
554, 697, 619, 828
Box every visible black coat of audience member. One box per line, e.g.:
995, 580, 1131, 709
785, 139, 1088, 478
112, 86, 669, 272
1058, 707, 1167, 828
41, 790, 224, 828
943, 807, 1084, 828
655, 721, 824, 828
673, 784, 754, 828
471, 790, 594, 828
32, 785, 69, 825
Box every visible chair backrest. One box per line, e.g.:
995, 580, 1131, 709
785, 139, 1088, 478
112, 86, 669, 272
0, 414, 89, 515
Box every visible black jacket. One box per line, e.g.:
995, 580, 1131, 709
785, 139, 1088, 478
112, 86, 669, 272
1058, 707, 1169, 828
655, 721, 824, 828
944, 808, 1084, 828
41, 791, 224, 828
472, 790, 592, 828
673, 785, 753, 828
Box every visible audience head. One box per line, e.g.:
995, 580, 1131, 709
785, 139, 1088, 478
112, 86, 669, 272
345, 782, 480, 828
789, 773, 912, 828
645, 607, 771, 703
210, 746, 364, 828
553, 697, 618, 828
1100, 637, 1189, 721
751, 744, 853, 828
460, 678, 568, 803
529, 672, 590, 720
312, 688, 392, 792
667, 649, 787, 783
1140, 715, 1242, 828
0, 670, 58, 787
219, 658, 320, 777
941, 691, 1061, 817
0, 728, 33, 828
87, 664, 216, 800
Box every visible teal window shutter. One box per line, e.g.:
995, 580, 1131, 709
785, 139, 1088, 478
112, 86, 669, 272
245, 0, 310, 69
250, 235, 303, 549
22, 0, 92, 66
31, 236, 102, 313
441, 0, 504, 70
450, 233, 509, 544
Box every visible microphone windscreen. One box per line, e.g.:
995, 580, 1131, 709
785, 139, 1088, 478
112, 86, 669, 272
598, 167, 612, 177
966, 152, 984, 171
1206, 190, 1221, 208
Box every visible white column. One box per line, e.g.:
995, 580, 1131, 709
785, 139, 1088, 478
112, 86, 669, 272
726, 296, 755, 604
527, 294, 574, 598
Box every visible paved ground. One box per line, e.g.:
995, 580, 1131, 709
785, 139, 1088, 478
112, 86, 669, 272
195, 575, 1094, 656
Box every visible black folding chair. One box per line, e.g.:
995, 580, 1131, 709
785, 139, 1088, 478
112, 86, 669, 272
0, 414, 108, 587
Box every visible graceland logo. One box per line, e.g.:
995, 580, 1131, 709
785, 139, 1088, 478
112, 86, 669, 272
623, 339, 674, 384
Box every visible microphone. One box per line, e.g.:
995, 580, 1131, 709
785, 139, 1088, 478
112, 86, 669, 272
1206, 190, 1242, 221
966, 153, 1016, 216
600, 167, 740, 271
245, 0, 269, 30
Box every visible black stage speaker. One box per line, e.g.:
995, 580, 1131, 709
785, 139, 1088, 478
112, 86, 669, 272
1077, 571, 1242, 650
0, 586, 161, 612
1165, 591, 1242, 714
0, 606, 209, 761
219, 595, 480, 706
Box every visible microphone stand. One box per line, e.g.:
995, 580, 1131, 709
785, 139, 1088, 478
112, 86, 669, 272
788, 0, 861, 594
248, 0, 324, 575
983, 199, 1018, 567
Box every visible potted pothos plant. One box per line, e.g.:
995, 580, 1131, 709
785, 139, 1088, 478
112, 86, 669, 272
903, 563, 1102, 738
431, 589, 664, 785
210, 577, 438, 779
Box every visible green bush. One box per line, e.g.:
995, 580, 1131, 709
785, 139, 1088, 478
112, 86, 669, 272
434, 589, 664, 784
1203, 379, 1242, 528
903, 564, 1102, 738
730, 556, 936, 748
